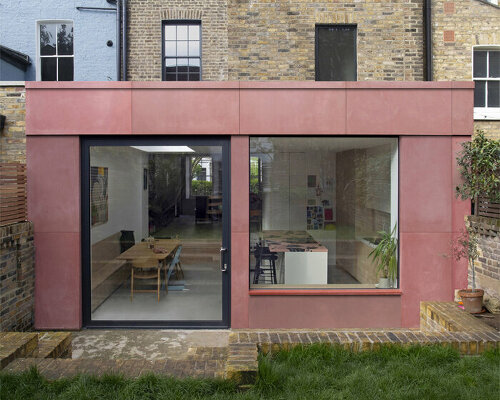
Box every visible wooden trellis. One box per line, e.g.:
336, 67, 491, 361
0, 163, 27, 226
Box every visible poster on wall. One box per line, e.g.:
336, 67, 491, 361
306, 206, 324, 230
91, 166, 108, 226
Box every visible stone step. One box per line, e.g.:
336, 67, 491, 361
3, 357, 226, 380
31, 332, 72, 359
0, 332, 38, 369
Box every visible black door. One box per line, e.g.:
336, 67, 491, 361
81, 137, 230, 328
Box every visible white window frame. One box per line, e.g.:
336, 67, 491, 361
472, 46, 500, 120
36, 20, 74, 81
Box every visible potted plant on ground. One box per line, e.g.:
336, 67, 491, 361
454, 130, 499, 312
452, 226, 483, 313
369, 224, 397, 289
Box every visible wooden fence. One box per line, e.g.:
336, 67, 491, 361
0, 163, 27, 226
477, 197, 500, 219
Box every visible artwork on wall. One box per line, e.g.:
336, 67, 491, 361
307, 206, 324, 230
307, 175, 316, 188
91, 166, 108, 226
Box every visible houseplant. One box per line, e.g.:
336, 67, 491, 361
369, 224, 398, 289
452, 226, 483, 313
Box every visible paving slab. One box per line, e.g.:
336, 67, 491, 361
71, 329, 229, 360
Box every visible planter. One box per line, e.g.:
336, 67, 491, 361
458, 288, 484, 313
377, 278, 391, 289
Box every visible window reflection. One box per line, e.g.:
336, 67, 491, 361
250, 137, 398, 289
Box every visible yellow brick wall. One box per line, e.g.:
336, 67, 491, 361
0, 84, 26, 163
228, 0, 425, 81
432, 0, 500, 140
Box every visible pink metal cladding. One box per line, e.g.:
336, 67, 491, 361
25, 82, 472, 329
27, 136, 81, 329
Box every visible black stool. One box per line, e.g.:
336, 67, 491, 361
253, 243, 278, 284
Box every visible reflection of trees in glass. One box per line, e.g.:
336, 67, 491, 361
57, 24, 73, 55
148, 154, 183, 230
40, 24, 56, 55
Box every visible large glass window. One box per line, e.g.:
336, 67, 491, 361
38, 22, 74, 81
87, 144, 228, 324
316, 25, 357, 81
163, 21, 201, 81
249, 137, 398, 289
473, 48, 500, 120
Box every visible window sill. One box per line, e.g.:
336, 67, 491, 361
249, 289, 402, 296
474, 108, 500, 120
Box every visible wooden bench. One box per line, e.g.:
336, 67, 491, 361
91, 232, 130, 312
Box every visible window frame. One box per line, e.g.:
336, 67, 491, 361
36, 20, 74, 81
315, 24, 358, 82
248, 135, 400, 295
472, 46, 500, 120
161, 20, 202, 82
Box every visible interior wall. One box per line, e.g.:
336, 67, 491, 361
90, 147, 149, 245
262, 148, 336, 231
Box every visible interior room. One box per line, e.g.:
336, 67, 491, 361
249, 137, 398, 289
89, 145, 224, 321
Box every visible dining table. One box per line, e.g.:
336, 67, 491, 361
116, 239, 182, 292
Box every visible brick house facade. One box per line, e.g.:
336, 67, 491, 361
432, 0, 500, 140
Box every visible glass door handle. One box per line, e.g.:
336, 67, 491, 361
220, 247, 228, 272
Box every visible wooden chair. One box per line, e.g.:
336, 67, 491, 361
130, 258, 165, 302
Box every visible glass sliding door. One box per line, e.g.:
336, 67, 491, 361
82, 138, 230, 328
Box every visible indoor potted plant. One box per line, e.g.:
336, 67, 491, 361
452, 226, 483, 313
369, 224, 397, 289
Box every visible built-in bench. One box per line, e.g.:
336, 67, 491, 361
91, 232, 130, 312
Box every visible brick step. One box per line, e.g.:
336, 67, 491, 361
421, 301, 497, 333
185, 346, 228, 361
0, 332, 38, 369
229, 329, 500, 356
31, 332, 72, 359
3, 357, 226, 380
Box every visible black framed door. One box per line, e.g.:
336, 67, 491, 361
81, 137, 230, 328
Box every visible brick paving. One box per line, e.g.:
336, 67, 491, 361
2, 302, 499, 384
5, 356, 226, 380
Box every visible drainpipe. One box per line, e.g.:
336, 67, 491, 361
116, 0, 121, 81
122, 0, 127, 81
424, 0, 433, 81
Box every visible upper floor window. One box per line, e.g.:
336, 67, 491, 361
473, 48, 500, 120
315, 25, 357, 81
38, 21, 74, 81
163, 21, 201, 81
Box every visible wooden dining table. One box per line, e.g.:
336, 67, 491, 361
116, 239, 180, 264
116, 239, 181, 296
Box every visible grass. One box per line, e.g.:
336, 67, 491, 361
1, 345, 498, 400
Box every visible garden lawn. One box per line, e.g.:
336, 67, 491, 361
0, 344, 498, 400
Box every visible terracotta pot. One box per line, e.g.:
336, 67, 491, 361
458, 289, 484, 313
